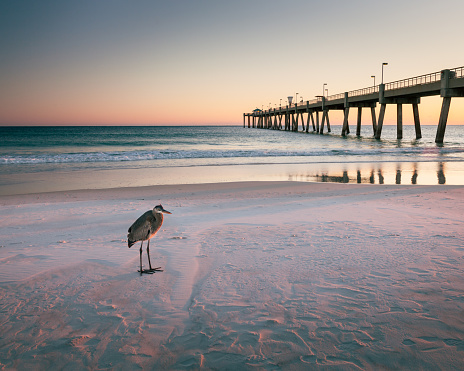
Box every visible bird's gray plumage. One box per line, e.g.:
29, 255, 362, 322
127, 210, 163, 247
127, 204, 171, 275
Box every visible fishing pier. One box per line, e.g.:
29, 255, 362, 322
243, 66, 464, 143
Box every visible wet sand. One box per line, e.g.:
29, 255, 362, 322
1, 160, 463, 196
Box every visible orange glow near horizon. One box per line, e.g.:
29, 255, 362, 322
1, 95, 462, 127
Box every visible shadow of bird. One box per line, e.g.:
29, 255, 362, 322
127, 204, 172, 275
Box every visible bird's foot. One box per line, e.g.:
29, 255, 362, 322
138, 267, 163, 274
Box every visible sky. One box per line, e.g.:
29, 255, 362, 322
0, 0, 463, 126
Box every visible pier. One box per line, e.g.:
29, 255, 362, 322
243, 67, 464, 143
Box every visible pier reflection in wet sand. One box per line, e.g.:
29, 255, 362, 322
288, 162, 456, 185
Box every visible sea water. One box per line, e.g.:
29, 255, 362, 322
1, 125, 464, 195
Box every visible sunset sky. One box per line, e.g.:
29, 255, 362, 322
1, 0, 463, 126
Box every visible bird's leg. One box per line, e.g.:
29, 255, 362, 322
137, 239, 161, 274
147, 238, 153, 271
147, 239, 163, 272
139, 241, 143, 275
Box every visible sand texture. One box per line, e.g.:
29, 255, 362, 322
1, 182, 463, 370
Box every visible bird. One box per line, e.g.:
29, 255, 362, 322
127, 204, 172, 275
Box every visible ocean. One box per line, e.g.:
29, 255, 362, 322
1, 125, 464, 195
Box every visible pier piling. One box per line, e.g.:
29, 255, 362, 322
356, 107, 362, 136
412, 103, 421, 139
436, 97, 451, 144
397, 104, 403, 139
370, 107, 377, 134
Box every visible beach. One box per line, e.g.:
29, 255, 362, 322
2, 0, 464, 368
1, 181, 463, 369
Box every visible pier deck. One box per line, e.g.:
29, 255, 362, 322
244, 67, 464, 143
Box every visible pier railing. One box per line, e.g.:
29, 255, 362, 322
451, 66, 464, 78
260, 66, 464, 113
327, 93, 344, 101
348, 86, 378, 97
384, 71, 441, 91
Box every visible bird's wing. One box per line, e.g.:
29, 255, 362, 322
128, 211, 153, 242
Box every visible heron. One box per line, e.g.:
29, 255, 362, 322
127, 204, 172, 275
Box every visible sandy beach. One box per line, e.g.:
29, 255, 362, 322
1, 181, 463, 370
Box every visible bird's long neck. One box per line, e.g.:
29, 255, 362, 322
153, 211, 164, 224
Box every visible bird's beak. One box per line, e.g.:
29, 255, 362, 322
162, 209, 172, 214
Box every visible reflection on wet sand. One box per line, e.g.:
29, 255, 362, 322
289, 162, 449, 185
412, 167, 418, 184
438, 163, 446, 184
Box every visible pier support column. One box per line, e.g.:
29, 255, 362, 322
370, 107, 377, 134
341, 107, 350, 136
320, 97, 326, 134
342, 92, 350, 135
315, 111, 320, 133
397, 104, 403, 139
320, 111, 326, 134
294, 104, 299, 131
375, 104, 386, 139
326, 111, 331, 132
412, 103, 421, 139
435, 69, 458, 143
435, 97, 451, 144
307, 112, 315, 132
320, 111, 330, 134
356, 107, 362, 136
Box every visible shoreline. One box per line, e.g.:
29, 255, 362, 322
1, 181, 463, 369
1, 159, 463, 196
2, 179, 463, 204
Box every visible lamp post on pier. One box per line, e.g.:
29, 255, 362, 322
381, 63, 388, 84
295, 93, 299, 105
323, 83, 327, 97
371, 75, 376, 87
